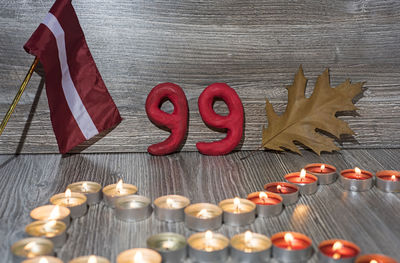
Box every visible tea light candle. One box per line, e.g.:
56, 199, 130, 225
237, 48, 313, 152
271, 232, 313, 263
11, 238, 54, 261
318, 239, 360, 262
230, 231, 272, 262
115, 195, 152, 221
247, 191, 283, 217
184, 203, 223, 231
355, 254, 398, 263
264, 182, 299, 205
153, 195, 190, 222
102, 179, 138, 208
22, 256, 63, 263
340, 167, 373, 192
50, 189, 87, 218
304, 163, 337, 185
218, 197, 256, 226
147, 232, 187, 262
117, 248, 162, 263
285, 169, 318, 195
25, 220, 67, 248
30, 205, 71, 227
69, 255, 110, 263
375, 170, 400, 193
188, 231, 229, 263
67, 181, 102, 204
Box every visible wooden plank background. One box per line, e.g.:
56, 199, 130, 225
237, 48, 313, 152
1, 149, 400, 262
1, 0, 400, 153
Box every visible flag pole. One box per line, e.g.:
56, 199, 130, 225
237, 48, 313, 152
0, 57, 39, 136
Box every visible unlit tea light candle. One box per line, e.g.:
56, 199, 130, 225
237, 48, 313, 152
188, 231, 229, 263
154, 195, 190, 222
30, 205, 70, 227
285, 169, 318, 195
271, 232, 313, 263
340, 167, 373, 192
102, 179, 138, 208
22, 256, 63, 263
264, 182, 299, 205
50, 189, 87, 218
11, 237, 54, 261
184, 203, 223, 231
247, 191, 283, 217
218, 197, 256, 226
230, 231, 272, 262
25, 220, 67, 248
318, 239, 360, 263
69, 255, 110, 263
375, 170, 400, 193
147, 232, 187, 262
355, 254, 398, 263
115, 195, 152, 221
67, 181, 102, 204
117, 248, 162, 263
304, 163, 337, 185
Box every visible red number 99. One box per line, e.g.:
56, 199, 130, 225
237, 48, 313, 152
145, 83, 188, 155
196, 83, 244, 155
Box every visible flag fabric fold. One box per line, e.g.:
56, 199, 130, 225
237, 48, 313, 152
24, 0, 122, 154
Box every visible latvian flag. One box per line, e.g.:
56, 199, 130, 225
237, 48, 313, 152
24, 0, 122, 154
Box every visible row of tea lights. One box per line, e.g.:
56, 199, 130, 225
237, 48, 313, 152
11, 163, 399, 263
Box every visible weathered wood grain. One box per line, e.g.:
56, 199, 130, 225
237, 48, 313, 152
1, 0, 400, 153
1, 150, 400, 262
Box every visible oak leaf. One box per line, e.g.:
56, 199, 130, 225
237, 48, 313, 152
262, 66, 363, 155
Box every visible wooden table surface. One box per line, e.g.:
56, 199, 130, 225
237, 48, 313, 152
1, 149, 400, 262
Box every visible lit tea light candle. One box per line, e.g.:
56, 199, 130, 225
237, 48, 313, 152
264, 182, 299, 205
271, 232, 313, 263
247, 191, 283, 217
115, 195, 152, 221
304, 163, 337, 185
284, 169, 319, 195
50, 189, 87, 218
102, 179, 138, 208
340, 167, 373, 192
184, 203, 223, 231
69, 255, 110, 263
375, 170, 400, 193
147, 232, 187, 262
188, 231, 229, 262
25, 220, 67, 248
117, 248, 162, 263
355, 254, 397, 263
22, 256, 63, 263
67, 181, 103, 205
11, 238, 54, 261
318, 239, 360, 262
230, 231, 272, 262
218, 197, 256, 226
153, 195, 190, 222
30, 205, 71, 227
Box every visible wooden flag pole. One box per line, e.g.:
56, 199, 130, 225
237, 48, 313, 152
0, 57, 39, 136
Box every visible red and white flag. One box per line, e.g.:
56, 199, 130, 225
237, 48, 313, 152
24, 0, 122, 154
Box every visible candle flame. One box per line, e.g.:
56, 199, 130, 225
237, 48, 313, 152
205, 231, 214, 252
133, 251, 143, 262
39, 258, 49, 263
197, 209, 209, 218
43, 220, 57, 231
166, 198, 175, 208
300, 169, 306, 181
259, 192, 268, 200
332, 241, 343, 251
284, 233, 294, 245
244, 231, 253, 244
82, 182, 89, 192
116, 179, 123, 193
369, 260, 378, 263
277, 184, 282, 193
321, 164, 325, 171
205, 230, 213, 240
65, 189, 72, 198
355, 167, 361, 176
88, 255, 97, 263
233, 197, 241, 213
23, 242, 35, 251
391, 175, 397, 181
49, 205, 61, 220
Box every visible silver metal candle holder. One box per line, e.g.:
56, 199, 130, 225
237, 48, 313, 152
340, 169, 373, 192
375, 170, 400, 193
115, 195, 152, 221
218, 198, 256, 226
22, 256, 63, 263
147, 232, 187, 262
355, 254, 398, 263
247, 191, 283, 217
184, 203, 223, 231
67, 181, 103, 205
102, 181, 138, 208
25, 220, 67, 248
284, 172, 318, 195
230, 231, 272, 263
49, 191, 87, 218
117, 248, 162, 263
153, 195, 190, 222
69, 255, 110, 263
188, 231, 229, 263
30, 205, 71, 228
318, 239, 360, 263
271, 232, 313, 263
11, 238, 54, 263
264, 182, 299, 205
304, 163, 337, 185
